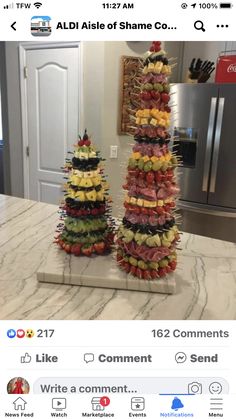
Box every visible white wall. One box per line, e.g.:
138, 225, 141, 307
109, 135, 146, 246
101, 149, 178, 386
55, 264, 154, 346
4, 40, 236, 205
82, 42, 105, 148
81, 41, 151, 216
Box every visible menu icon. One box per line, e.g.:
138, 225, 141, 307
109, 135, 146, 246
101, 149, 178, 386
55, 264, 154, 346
210, 397, 223, 412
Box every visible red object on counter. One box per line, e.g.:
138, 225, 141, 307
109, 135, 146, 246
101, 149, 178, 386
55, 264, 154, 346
215, 52, 236, 83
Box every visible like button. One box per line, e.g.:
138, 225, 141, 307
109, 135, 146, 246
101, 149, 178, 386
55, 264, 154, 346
21, 353, 32, 363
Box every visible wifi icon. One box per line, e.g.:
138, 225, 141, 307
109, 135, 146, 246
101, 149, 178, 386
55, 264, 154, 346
34, 2, 42, 8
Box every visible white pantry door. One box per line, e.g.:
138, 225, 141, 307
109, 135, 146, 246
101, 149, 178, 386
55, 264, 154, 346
25, 46, 79, 204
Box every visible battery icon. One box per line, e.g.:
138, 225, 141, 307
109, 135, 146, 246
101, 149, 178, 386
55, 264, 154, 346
219, 2, 232, 7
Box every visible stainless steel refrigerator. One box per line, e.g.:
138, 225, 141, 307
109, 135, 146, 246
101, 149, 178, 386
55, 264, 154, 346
171, 83, 236, 242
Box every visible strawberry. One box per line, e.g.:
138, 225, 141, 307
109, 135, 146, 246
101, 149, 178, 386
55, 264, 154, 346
166, 266, 172, 273
130, 266, 137, 276
71, 243, 82, 256
91, 208, 99, 216
139, 171, 146, 180
84, 139, 91, 146
140, 207, 149, 215
169, 261, 177, 271
150, 270, 158, 279
64, 244, 71, 254
146, 171, 155, 184
156, 207, 165, 215
142, 270, 151, 280
94, 242, 105, 254
78, 139, 84, 146
82, 245, 94, 257
124, 262, 130, 273
155, 172, 162, 183
149, 209, 157, 216
151, 90, 160, 101
141, 91, 151, 101
158, 268, 167, 277
161, 93, 170, 104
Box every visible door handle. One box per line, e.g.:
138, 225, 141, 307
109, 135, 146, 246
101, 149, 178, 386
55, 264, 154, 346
209, 97, 225, 193
202, 97, 217, 192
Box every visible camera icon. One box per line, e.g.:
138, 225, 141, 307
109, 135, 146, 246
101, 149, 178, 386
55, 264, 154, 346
188, 382, 202, 394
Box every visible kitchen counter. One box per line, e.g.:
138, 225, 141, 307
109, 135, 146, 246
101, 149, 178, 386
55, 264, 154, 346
0, 194, 236, 320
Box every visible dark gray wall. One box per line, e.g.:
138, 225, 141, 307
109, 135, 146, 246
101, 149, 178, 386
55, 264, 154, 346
0, 42, 11, 195
4, 42, 24, 197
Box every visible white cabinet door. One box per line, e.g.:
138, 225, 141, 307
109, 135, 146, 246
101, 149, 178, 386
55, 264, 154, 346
25, 46, 79, 204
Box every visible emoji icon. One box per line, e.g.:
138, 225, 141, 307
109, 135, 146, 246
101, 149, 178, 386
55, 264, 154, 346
209, 382, 223, 394
26, 329, 34, 338
17, 329, 25, 339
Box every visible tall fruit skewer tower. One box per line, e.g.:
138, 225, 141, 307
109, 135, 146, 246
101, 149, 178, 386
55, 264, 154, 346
117, 42, 180, 280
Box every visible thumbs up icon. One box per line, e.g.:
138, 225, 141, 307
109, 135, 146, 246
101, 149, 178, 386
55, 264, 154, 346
20, 353, 32, 364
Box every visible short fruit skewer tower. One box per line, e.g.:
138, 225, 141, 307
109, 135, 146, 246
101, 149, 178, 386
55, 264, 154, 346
55, 130, 114, 257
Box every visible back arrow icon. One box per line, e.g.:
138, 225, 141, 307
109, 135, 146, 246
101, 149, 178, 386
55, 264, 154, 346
11, 22, 16, 31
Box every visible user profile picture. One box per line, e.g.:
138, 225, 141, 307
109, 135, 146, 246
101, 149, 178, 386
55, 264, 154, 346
31, 16, 52, 37
7, 377, 30, 394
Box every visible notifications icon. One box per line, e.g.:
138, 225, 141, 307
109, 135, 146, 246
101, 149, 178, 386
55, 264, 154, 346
84, 353, 95, 363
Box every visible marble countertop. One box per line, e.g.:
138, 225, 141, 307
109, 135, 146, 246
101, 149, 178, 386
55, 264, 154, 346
0, 194, 236, 320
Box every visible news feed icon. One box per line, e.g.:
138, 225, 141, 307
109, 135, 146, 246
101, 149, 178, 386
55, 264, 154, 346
31, 16, 51, 36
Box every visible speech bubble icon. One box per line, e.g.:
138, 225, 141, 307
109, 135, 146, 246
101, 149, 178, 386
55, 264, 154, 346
84, 353, 95, 363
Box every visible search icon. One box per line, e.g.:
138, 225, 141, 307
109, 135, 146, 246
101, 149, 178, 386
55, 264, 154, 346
194, 20, 206, 32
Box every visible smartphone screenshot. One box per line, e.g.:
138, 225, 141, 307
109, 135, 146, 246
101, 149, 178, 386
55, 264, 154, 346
1, 320, 235, 417
0, 0, 235, 417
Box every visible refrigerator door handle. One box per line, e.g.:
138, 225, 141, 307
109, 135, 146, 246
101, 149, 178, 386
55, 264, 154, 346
209, 97, 225, 193
202, 97, 217, 192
